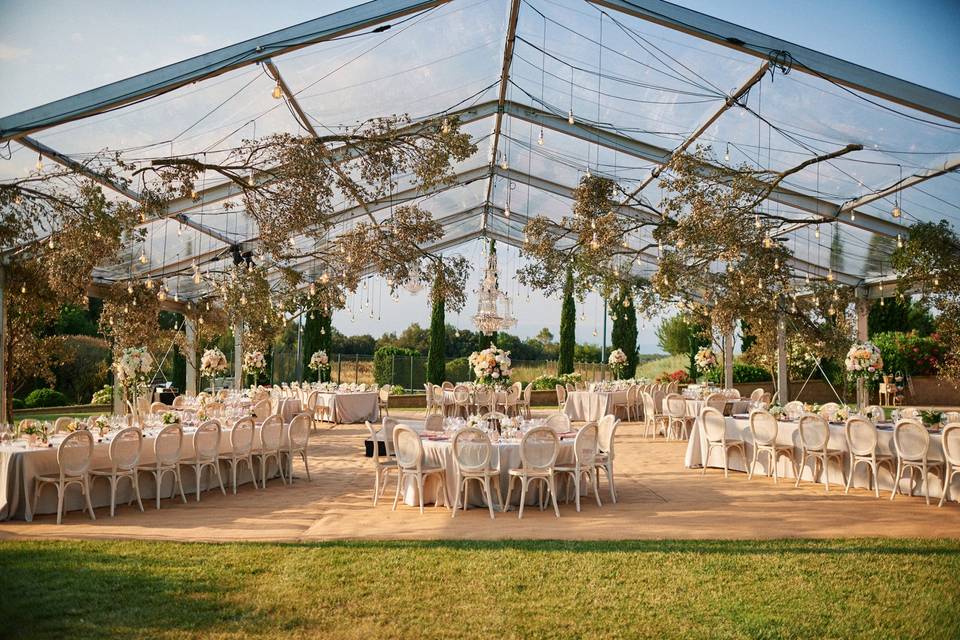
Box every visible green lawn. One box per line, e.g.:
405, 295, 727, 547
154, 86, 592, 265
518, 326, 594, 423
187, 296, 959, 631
1, 539, 958, 639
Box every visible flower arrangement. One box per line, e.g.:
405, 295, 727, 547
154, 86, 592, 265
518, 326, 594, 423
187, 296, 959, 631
608, 348, 628, 379
242, 350, 267, 385
655, 369, 691, 384
468, 344, 512, 387
694, 347, 719, 373
834, 405, 850, 422
200, 348, 229, 392
844, 341, 884, 383
94, 416, 110, 433
308, 350, 330, 382
161, 412, 178, 425
114, 346, 154, 397
920, 409, 944, 429
768, 403, 784, 419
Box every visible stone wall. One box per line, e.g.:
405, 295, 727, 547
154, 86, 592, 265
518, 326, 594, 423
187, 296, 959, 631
734, 376, 960, 406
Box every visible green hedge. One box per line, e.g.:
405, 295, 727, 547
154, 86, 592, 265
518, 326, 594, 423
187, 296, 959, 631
530, 373, 582, 391
373, 346, 423, 388
445, 357, 470, 383
12, 398, 25, 410
706, 362, 771, 384
24, 388, 69, 408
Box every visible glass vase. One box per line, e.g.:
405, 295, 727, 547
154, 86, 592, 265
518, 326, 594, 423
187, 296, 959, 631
856, 378, 868, 411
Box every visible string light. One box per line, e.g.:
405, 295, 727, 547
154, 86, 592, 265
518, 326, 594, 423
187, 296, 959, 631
567, 109, 574, 125
814, 226, 820, 239
272, 82, 282, 100
47, 236, 54, 249
897, 234, 903, 248
35, 154, 42, 171
537, 128, 544, 146
724, 143, 730, 162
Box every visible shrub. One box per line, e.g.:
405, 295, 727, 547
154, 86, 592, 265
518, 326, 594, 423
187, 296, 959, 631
54, 335, 111, 404
12, 398, 25, 410
655, 369, 691, 384
373, 346, 422, 387
91, 385, 113, 405
872, 331, 944, 376
530, 373, 582, 391
445, 357, 470, 383
705, 361, 771, 384
24, 388, 69, 408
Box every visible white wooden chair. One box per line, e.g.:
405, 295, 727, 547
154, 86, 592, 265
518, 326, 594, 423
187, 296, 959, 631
748, 410, 797, 483
504, 426, 561, 519
366, 421, 397, 506
391, 424, 448, 514
378, 386, 391, 417
253, 415, 286, 488
423, 414, 444, 432
554, 422, 602, 512
594, 415, 621, 502
544, 413, 571, 433
641, 391, 667, 439
501, 385, 520, 417
864, 405, 886, 424
518, 383, 533, 419
90, 426, 144, 516
285, 413, 313, 483
819, 402, 841, 421
473, 386, 495, 415
180, 419, 226, 501
32, 430, 96, 524
611, 385, 635, 421
250, 399, 272, 422
136, 424, 187, 509
555, 384, 567, 411
700, 407, 746, 478
782, 401, 805, 420
939, 423, 960, 507
452, 385, 472, 419
795, 414, 844, 491
451, 427, 502, 519
844, 417, 894, 498
220, 415, 258, 494
891, 419, 944, 505
664, 393, 692, 440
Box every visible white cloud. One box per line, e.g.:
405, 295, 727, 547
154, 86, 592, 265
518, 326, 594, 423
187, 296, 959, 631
0, 43, 31, 61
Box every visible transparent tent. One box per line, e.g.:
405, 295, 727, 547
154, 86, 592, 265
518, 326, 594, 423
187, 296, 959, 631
1, 0, 958, 313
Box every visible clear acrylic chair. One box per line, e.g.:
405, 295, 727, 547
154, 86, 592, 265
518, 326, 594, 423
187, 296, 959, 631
90, 426, 144, 516
795, 414, 845, 491
891, 419, 944, 505
180, 419, 226, 501
451, 427, 502, 519
844, 417, 894, 498
700, 407, 746, 478
136, 423, 187, 509
504, 426, 560, 518
220, 415, 258, 494
253, 415, 286, 488
33, 430, 96, 524
391, 424, 448, 514
366, 421, 397, 506
554, 422, 602, 512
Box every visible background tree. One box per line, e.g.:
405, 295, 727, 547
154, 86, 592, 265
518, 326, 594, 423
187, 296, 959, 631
427, 269, 446, 385
868, 297, 934, 336
303, 310, 333, 382
558, 269, 576, 375
610, 285, 638, 379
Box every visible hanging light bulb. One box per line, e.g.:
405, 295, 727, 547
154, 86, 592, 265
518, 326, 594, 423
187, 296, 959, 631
754, 214, 761, 229
145, 277, 154, 289
568, 109, 575, 125
20, 284, 26, 294
589, 233, 599, 250
537, 128, 544, 146
272, 82, 282, 100
504, 203, 510, 218
774, 258, 780, 269
879, 297, 885, 307
240, 294, 247, 306
592, 329, 597, 337
190, 188, 198, 200
828, 304, 835, 315
814, 226, 820, 239
199, 316, 205, 325
897, 234, 903, 248
934, 277, 940, 287
827, 270, 834, 282
174, 292, 179, 303
850, 210, 856, 221
891, 204, 901, 218
193, 270, 202, 285
127, 283, 134, 294
139, 250, 148, 265
319, 326, 325, 335
441, 118, 451, 134
47, 236, 54, 249
724, 143, 730, 162
35, 154, 42, 171
132, 298, 137, 307
247, 170, 255, 187
309, 282, 316, 297
158, 287, 167, 302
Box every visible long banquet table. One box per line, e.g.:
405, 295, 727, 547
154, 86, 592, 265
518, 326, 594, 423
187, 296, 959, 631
316, 391, 379, 424
564, 390, 627, 422
684, 414, 947, 497
0, 419, 285, 521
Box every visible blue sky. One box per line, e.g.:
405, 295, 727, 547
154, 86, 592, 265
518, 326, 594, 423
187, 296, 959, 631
1, 0, 957, 351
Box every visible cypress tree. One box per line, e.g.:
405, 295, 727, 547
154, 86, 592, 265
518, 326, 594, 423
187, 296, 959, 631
610, 284, 638, 379
558, 268, 576, 375
427, 274, 446, 384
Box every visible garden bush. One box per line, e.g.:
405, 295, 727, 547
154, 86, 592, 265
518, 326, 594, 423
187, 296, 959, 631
530, 373, 582, 391
373, 346, 423, 387
12, 398, 25, 410
872, 331, 944, 376
24, 388, 69, 408
90, 385, 113, 405
705, 361, 771, 384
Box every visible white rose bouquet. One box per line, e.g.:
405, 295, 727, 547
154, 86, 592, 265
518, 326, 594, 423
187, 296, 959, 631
200, 348, 229, 392
308, 350, 330, 382
114, 346, 154, 410
243, 350, 267, 385
468, 344, 511, 387
608, 348, 628, 379
844, 342, 884, 383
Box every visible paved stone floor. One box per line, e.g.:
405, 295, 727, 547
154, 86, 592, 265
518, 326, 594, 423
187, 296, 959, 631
3, 410, 959, 541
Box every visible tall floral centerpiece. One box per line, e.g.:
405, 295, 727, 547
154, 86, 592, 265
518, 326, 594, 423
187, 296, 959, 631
243, 350, 266, 387
200, 347, 229, 394
694, 347, 719, 381
845, 341, 884, 409
608, 348, 628, 379
114, 346, 154, 424
468, 344, 511, 388
308, 350, 330, 382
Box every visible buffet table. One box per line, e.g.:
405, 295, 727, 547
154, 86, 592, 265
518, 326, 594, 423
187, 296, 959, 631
685, 415, 946, 496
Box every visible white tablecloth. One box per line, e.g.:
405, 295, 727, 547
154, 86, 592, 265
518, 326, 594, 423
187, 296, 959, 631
1, 420, 285, 521
564, 391, 626, 422
683, 398, 751, 417
404, 437, 577, 508
316, 392, 378, 424
684, 416, 947, 497
272, 397, 302, 423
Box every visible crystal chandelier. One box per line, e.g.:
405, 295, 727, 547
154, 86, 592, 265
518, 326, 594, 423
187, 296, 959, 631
402, 264, 426, 294
472, 243, 517, 335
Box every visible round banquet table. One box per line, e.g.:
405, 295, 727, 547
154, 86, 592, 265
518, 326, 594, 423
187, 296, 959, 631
683, 398, 752, 418
400, 433, 578, 509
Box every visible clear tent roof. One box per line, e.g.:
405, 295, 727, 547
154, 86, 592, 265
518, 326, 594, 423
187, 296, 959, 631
2, 0, 958, 307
